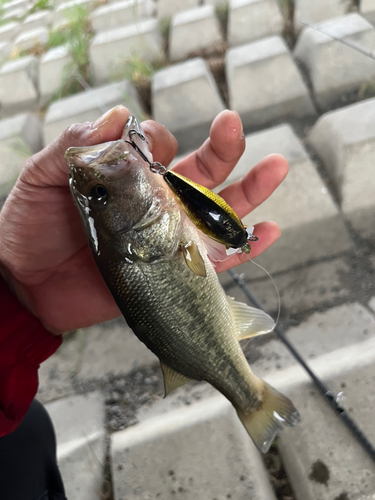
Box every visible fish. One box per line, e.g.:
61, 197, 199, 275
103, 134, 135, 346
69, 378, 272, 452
66, 115, 300, 453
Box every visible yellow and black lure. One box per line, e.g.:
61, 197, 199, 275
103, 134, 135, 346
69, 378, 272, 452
126, 130, 257, 255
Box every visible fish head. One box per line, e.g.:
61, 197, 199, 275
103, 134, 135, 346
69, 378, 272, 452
66, 116, 181, 260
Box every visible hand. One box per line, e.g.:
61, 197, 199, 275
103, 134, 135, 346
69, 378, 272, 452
0, 106, 288, 334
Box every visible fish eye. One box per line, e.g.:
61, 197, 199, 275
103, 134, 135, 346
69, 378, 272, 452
90, 184, 108, 203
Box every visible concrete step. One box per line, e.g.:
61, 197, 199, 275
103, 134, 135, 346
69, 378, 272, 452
0, 112, 43, 196
39, 45, 73, 106
0, 55, 39, 116
46, 392, 106, 500
228, 0, 284, 46
89, 18, 162, 84
308, 96, 375, 238
226, 35, 316, 130
157, 0, 200, 19
111, 395, 277, 500
90, 0, 155, 33
43, 79, 143, 145
294, 0, 349, 33
152, 57, 225, 152
217, 123, 352, 278
294, 13, 375, 110
169, 4, 223, 62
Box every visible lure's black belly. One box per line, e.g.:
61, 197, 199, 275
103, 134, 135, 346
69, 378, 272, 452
164, 171, 248, 248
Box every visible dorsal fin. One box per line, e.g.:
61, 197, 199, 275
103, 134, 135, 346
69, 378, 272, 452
227, 296, 275, 340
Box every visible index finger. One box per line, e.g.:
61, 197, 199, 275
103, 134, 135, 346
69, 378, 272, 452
172, 110, 246, 189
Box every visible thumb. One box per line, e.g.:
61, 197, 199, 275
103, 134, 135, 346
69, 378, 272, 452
21, 105, 131, 187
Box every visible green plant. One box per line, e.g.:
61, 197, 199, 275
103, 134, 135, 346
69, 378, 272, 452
47, 4, 93, 97
28, 0, 53, 14
215, 2, 229, 38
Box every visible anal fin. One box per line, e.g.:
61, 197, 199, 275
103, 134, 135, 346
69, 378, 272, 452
227, 296, 275, 340
160, 362, 192, 397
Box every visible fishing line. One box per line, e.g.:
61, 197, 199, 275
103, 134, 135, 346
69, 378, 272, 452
228, 268, 375, 463
242, 255, 281, 350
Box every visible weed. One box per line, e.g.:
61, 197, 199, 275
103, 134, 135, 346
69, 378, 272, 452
215, 2, 229, 40
159, 16, 171, 53
358, 81, 375, 101
28, 0, 53, 14
47, 4, 93, 98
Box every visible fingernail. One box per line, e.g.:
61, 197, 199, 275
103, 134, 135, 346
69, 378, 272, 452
92, 105, 124, 129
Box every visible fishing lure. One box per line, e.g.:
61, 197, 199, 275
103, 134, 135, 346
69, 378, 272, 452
125, 130, 258, 256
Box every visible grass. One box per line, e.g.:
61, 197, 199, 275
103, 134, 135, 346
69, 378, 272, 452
114, 52, 166, 115
47, 4, 93, 98
215, 2, 229, 40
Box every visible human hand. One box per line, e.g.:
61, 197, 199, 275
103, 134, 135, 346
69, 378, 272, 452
0, 106, 288, 334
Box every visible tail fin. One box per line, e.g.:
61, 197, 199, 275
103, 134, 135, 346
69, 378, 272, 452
237, 381, 300, 453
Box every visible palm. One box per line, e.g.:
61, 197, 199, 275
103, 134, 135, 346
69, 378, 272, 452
0, 107, 288, 334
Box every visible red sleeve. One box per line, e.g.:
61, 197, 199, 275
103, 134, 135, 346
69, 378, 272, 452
0, 276, 62, 437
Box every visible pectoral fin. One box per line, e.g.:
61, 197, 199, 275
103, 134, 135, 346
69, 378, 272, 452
181, 242, 206, 277
227, 296, 275, 340
160, 362, 192, 397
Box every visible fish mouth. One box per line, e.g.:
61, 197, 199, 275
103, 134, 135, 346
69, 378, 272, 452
65, 116, 152, 170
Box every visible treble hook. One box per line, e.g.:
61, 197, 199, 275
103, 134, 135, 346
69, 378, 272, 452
125, 129, 167, 175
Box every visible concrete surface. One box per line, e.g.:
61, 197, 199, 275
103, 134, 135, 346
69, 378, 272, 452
0, 112, 42, 196
152, 57, 225, 152
226, 36, 316, 129
39, 45, 73, 105
13, 26, 49, 51
46, 392, 106, 500
294, 13, 375, 110
0, 21, 21, 42
90, 0, 155, 32
22, 10, 52, 31
169, 4, 223, 61
157, 0, 200, 19
228, 0, 284, 46
111, 395, 277, 500
294, 0, 349, 32
218, 124, 352, 276
308, 97, 375, 237
89, 18, 162, 84
0, 56, 39, 115
43, 79, 142, 144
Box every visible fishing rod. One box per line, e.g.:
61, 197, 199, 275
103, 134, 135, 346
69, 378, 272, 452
228, 268, 375, 463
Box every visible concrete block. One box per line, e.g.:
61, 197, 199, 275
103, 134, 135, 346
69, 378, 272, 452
1, 7, 26, 22
23, 10, 52, 30
54, 0, 94, 24
39, 45, 73, 105
13, 26, 49, 51
0, 56, 39, 115
226, 36, 315, 130
221, 256, 351, 313
0, 21, 21, 42
308, 97, 375, 237
218, 124, 352, 276
43, 79, 143, 144
294, 0, 349, 32
78, 318, 157, 380
0, 112, 42, 196
111, 396, 277, 500
361, 0, 375, 24
228, 0, 284, 46
158, 0, 200, 19
252, 302, 375, 378
0, 41, 12, 60
46, 393, 105, 500
271, 338, 375, 500
294, 14, 375, 110
2, 0, 29, 12
89, 19, 162, 84
169, 5, 223, 61
90, 0, 155, 32
152, 57, 225, 152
